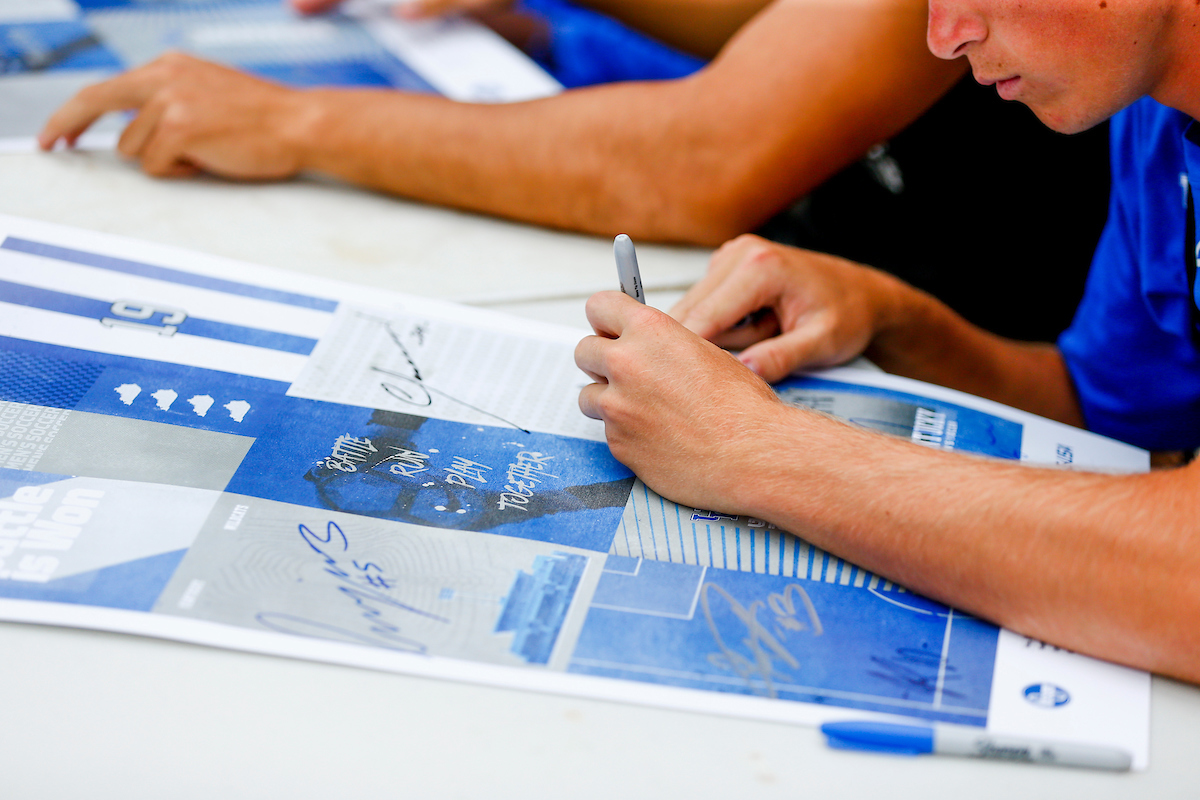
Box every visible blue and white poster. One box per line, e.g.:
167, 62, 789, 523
0, 214, 1153, 766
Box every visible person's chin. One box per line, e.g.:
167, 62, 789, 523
1028, 102, 1106, 135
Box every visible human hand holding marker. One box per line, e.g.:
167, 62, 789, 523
576, 234, 786, 508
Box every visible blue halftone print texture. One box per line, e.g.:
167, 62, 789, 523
0, 351, 104, 409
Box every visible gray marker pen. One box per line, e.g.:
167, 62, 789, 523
614, 234, 645, 304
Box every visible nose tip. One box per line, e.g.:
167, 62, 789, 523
926, 2, 981, 60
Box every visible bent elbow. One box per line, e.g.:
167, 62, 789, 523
638, 178, 789, 247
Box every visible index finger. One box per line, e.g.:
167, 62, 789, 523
668, 238, 748, 323
672, 261, 779, 344
669, 234, 777, 332
38, 69, 166, 150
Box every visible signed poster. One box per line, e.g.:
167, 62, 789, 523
0, 213, 1152, 766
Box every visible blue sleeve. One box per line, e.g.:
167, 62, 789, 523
523, 0, 706, 88
1057, 101, 1200, 451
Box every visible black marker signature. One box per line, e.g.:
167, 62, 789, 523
256, 521, 451, 652
256, 611, 428, 653
867, 647, 964, 700
358, 313, 531, 433
297, 521, 448, 623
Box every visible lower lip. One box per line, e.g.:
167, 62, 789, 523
996, 77, 1021, 100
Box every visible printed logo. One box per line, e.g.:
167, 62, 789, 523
1023, 683, 1070, 709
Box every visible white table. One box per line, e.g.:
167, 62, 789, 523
1, 150, 1197, 799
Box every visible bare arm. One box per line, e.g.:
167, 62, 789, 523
755, 417, 1200, 683
576, 292, 1200, 683
301, 0, 963, 244
299, 0, 787, 58
864, 277, 1085, 425
40, 0, 963, 246
573, 0, 775, 58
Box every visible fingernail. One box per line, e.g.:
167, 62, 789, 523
738, 354, 760, 375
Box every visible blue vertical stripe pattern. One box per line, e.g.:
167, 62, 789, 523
610, 480, 881, 588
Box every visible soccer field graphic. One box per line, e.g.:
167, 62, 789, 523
570, 556, 996, 726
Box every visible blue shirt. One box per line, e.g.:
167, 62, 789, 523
523, 0, 705, 88
1058, 98, 1200, 451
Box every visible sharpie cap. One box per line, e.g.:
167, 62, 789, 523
820, 721, 934, 756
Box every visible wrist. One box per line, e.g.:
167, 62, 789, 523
864, 266, 928, 339
726, 402, 840, 523
729, 403, 922, 551
280, 89, 340, 174
861, 270, 949, 372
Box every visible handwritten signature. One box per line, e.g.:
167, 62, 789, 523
256, 521, 448, 653
701, 582, 823, 698
361, 315, 530, 433
868, 647, 963, 699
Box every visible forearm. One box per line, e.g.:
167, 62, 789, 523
738, 408, 1200, 681
291, 82, 717, 240
578, 0, 774, 58
292, 0, 962, 244
865, 276, 1085, 425
579, 294, 1197, 679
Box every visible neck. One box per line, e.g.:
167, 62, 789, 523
1150, 1, 1200, 119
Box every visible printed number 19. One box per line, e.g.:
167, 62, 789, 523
101, 300, 187, 336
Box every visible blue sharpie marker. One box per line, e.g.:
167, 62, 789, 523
820, 721, 1131, 772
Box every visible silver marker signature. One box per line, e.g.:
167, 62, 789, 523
701, 582, 823, 697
